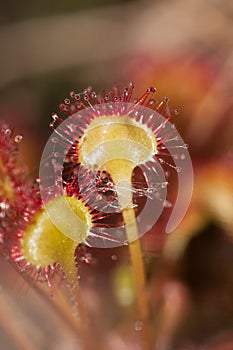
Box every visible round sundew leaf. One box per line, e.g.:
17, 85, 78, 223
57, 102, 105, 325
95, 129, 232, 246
39, 86, 193, 246
78, 115, 157, 170
22, 196, 92, 267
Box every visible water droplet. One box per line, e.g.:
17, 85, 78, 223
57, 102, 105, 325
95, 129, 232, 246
163, 200, 172, 208
111, 255, 118, 261
147, 86, 156, 94
15, 135, 23, 143
84, 254, 92, 264
51, 113, 57, 120
54, 152, 60, 158
52, 137, 58, 143
176, 166, 182, 173
180, 154, 186, 160
134, 321, 143, 331
4, 129, 11, 135
0, 202, 9, 210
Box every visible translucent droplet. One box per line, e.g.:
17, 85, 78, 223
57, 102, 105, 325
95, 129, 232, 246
52, 137, 58, 143
163, 200, 172, 208
0, 202, 9, 210
52, 113, 59, 121
147, 86, 156, 93
54, 152, 60, 158
84, 254, 92, 264
4, 129, 11, 135
134, 321, 143, 331
15, 135, 23, 143
111, 255, 118, 261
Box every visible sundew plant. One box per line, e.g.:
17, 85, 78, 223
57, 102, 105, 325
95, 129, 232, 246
0, 83, 193, 350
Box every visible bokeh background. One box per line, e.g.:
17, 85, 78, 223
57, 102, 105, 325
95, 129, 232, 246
0, 0, 233, 349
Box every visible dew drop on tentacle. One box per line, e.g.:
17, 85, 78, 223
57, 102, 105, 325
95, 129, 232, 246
15, 135, 23, 143
4, 128, 11, 135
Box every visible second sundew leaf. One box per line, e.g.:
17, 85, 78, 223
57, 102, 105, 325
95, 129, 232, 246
21, 195, 93, 283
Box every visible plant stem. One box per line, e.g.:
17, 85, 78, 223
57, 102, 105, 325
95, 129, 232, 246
61, 255, 102, 350
122, 208, 152, 349
106, 159, 152, 348
122, 208, 149, 320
